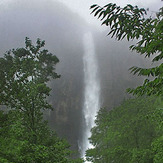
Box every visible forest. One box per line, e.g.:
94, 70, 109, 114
0, 1, 162, 163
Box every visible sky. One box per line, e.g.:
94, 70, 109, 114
1, 0, 162, 28
56, 0, 161, 26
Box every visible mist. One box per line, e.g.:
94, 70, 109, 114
0, 0, 153, 157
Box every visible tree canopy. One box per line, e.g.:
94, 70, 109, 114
0, 110, 76, 163
0, 37, 60, 109
90, 3, 163, 96
0, 37, 60, 136
0, 38, 83, 162
86, 96, 163, 163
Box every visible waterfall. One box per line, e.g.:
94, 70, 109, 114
81, 32, 100, 162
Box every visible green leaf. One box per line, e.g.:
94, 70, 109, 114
90, 4, 98, 9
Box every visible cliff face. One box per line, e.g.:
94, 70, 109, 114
0, 0, 147, 154
48, 55, 84, 151
94, 32, 146, 109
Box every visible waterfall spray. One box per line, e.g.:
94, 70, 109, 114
81, 32, 100, 162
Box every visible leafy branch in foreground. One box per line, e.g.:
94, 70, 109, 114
90, 3, 163, 96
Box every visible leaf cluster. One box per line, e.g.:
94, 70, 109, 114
0, 38, 61, 135
0, 37, 60, 107
91, 4, 163, 96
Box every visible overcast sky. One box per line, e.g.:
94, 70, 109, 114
56, 0, 161, 26
1, 0, 162, 28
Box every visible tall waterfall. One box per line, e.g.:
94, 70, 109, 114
81, 32, 100, 161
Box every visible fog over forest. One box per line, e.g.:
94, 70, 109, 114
0, 0, 157, 157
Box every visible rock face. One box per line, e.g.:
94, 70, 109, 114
94, 32, 145, 109
0, 0, 146, 155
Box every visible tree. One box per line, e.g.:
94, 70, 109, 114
0, 38, 83, 162
86, 97, 163, 163
0, 37, 60, 140
0, 110, 82, 163
90, 3, 163, 96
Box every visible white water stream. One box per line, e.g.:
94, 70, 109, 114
81, 32, 100, 162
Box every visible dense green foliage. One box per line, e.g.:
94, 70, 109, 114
0, 38, 83, 163
90, 3, 163, 96
86, 97, 163, 163
0, 37, 60, 133
0, 38, 59, 112
0, 37, 59, 145
0, 110, 76, 163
